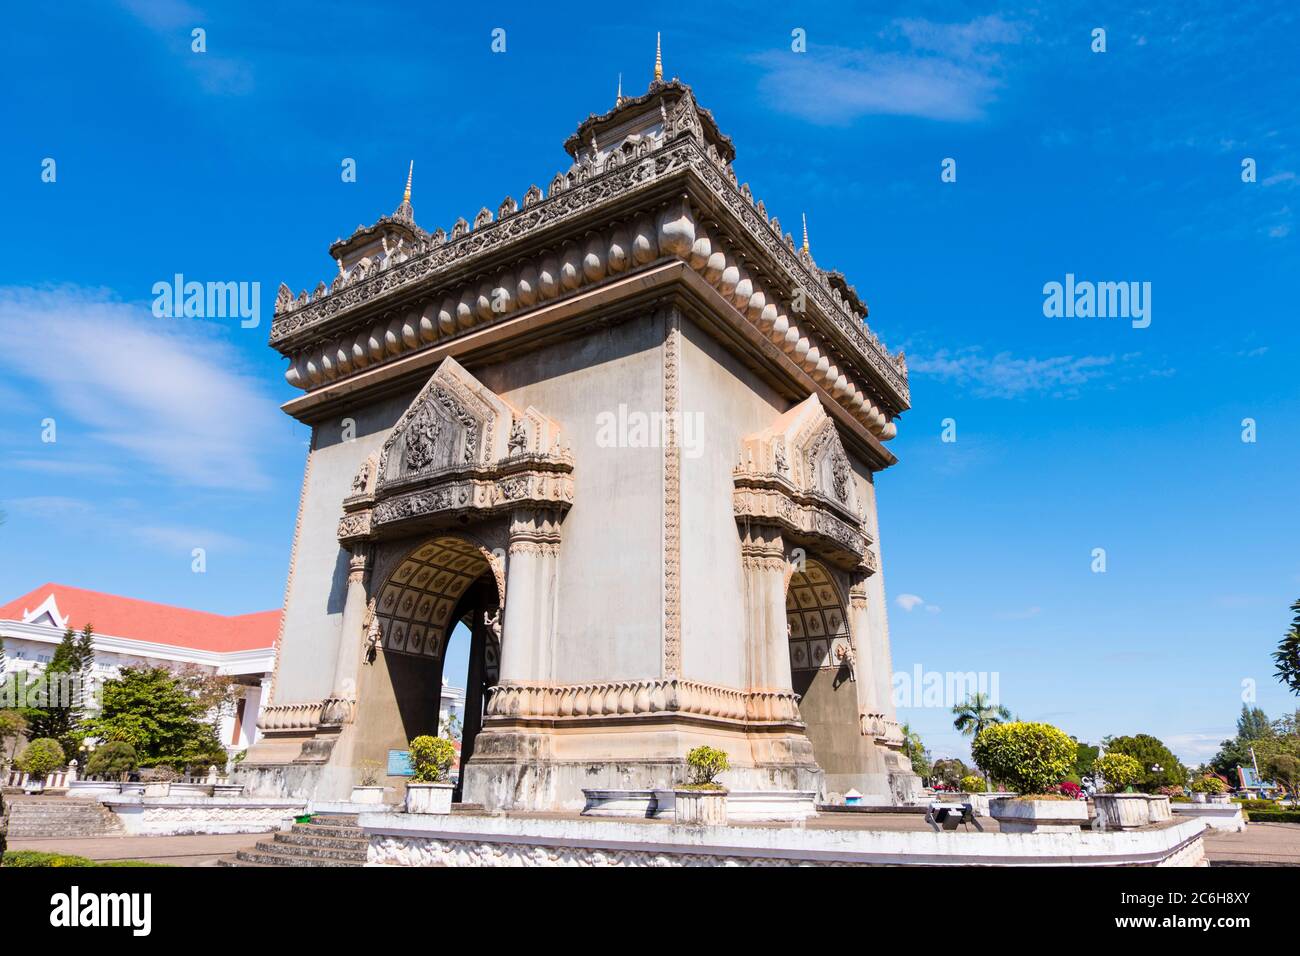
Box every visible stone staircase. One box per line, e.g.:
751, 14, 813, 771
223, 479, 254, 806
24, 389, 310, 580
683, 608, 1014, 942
4, 797, 125, 839
219, 814, 367, 867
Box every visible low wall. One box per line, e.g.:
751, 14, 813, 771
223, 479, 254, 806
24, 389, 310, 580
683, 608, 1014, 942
359, 812, 1208, 867
1171, 802, 1247, 832
103, 797, 307, 836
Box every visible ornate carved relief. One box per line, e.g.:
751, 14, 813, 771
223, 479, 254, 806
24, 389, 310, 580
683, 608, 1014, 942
734, 394, 874, 572
662, 308, 682, 678
485, 678, 802, 726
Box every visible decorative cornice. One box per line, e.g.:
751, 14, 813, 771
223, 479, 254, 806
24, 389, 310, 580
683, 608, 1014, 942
485, 678, 803, 726
269, 135, 908, 415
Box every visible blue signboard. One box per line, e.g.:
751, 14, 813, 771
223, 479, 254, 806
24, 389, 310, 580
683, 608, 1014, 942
387, 750, 413, 777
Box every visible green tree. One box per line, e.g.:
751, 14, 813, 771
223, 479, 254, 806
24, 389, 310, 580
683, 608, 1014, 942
1072, 740, 1100, 784
1237, 704, 1273, 741
19, 625, 94, 756
900, 722, 930, 779
1264, 753, 1300, 798
953, 692, 1011, 785
83, 668, 226, 771
1272, 598, 1300, 696
0, 709, 27, 768
17, 738, 65, 780
930, 757, 970, 789
1104, 734, 1186, 793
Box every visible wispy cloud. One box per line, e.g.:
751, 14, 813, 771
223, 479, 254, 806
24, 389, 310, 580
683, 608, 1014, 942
4, 495, 245, 553
908, 347, 1117, 398
896, 593, 941, 614
754, 15, 1024, 124
116, 0, 254, 95
0, 285, 280, 490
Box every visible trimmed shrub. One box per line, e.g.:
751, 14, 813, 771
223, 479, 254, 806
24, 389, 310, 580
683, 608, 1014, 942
1190, 775, 1228, 794
1245, 809, 1300, 824
2, 851, 165, 868
408, 736, 456, 783
1095, 752, 1143, 793
959, 774, 987, 793
971, 722, 1075, 795
685, 745, 729, 788
16, 738, 64, 780
85, 741, 137, 778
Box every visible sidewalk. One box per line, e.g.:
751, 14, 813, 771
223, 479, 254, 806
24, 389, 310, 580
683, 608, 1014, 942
5, 832, 275, 867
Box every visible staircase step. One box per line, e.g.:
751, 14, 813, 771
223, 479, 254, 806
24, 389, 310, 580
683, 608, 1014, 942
253, 840, 366, 863
234, 848, 360, 868
275, 830, 368, 852
290, 822, 362, 839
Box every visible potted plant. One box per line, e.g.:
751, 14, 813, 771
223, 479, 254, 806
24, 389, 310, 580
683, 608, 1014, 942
16, 738, 65, 794
140, 765, 178, 796
959, 774, 987, 795
1191, 775, 1229, 804
404, 736, 456, 814
1092, 753, 1148, 828
972, 722, 1088, 833
674, 745, 729, 826
351, 760, 387, 805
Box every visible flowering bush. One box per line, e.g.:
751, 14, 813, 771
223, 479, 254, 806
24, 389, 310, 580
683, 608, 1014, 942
971, 722, 1076, 795
1190, 775, 1228, 794
959, 775, 987, 793
685, 746, 729, 788
408, 736, 456, 783
1057, 781, 1083, 799
1095, 752, 1142, 793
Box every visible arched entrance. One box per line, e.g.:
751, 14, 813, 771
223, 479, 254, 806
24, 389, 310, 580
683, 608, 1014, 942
367, 534, 502, 796
785, 559, 860, 783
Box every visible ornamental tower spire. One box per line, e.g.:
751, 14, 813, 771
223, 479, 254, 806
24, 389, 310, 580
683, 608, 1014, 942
654, 32, 663, 83
801, 213, 809, 253
403, 160, 413, 203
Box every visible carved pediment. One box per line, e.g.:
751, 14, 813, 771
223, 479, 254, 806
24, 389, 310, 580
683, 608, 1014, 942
341, 357, 573, 544
733, 395, 871, 571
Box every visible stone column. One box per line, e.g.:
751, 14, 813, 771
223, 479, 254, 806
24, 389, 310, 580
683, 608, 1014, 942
497, 508, 562, 695
321, 544, 369, 726
740, 523, 798, 721
847, 575, 881, 720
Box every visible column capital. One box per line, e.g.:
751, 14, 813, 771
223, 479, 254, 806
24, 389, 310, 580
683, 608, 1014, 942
508, 507, 563, 557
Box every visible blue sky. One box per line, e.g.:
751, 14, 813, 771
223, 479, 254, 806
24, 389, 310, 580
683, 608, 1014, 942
2, 1, 1297, 766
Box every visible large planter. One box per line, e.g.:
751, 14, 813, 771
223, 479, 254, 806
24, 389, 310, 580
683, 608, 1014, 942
725, 790, 818, 822
1208, 793, 1231, 805
23, 779, 46, 795
674, 788, 728, 826
581, 789, 656, 817
143, 782, 172, 797
1094, 793, 1150, 829
405, 782, 454, 815
120, 782, 146, 796
350, 785, 386, 806
1191, 792, 1207, 804
67, 780, 122, 800
212, 783, 245, 798
1146, 795, 1173, 823
989, 796, 1089, 833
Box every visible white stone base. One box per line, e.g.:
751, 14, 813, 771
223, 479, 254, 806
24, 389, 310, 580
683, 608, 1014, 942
358, 812, 1209, 867
350, 786, 387, 806
66, 781, 122, 800
1171, 802, 1247, 832
724, 790, 818, 822
103, 797, 307, 835
581, 789, 657, 818
1094, 793, 1151, 829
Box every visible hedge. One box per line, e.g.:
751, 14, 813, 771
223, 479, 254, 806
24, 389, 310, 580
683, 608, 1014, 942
2, 850, 165, 868
1244, 810, 1300, 824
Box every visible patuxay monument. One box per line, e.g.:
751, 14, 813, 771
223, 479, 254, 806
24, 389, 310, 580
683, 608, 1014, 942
240, 44, 920, 812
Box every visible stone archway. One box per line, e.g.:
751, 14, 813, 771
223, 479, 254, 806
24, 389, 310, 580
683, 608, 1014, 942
364, 534, 502, 790
785, 559, 860, 788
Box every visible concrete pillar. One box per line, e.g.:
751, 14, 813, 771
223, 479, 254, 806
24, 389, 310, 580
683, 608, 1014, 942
322, 545, 370, 725
848, 576, 881, 719
740, 523, 796, 715
498, 508, 562, 688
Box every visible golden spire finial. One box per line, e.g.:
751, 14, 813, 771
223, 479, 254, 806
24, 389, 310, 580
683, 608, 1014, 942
654, 32, 663, 82
403, 161, 413, 203
616, 72, 623, 105
801, 213, 809, 253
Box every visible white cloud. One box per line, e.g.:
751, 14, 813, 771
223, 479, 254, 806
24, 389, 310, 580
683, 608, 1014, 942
5, 495, 244, 553
908, 347, 1118, 398
896, 593, 925, 611
0, 285, 280, 491
755, 16, 1023, 124
1164, 731, 1230, 765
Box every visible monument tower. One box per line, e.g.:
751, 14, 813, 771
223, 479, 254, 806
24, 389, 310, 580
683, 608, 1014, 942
241, 44, 919, 810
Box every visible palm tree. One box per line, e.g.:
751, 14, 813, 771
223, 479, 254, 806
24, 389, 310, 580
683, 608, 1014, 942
953, 692, 1012, 791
